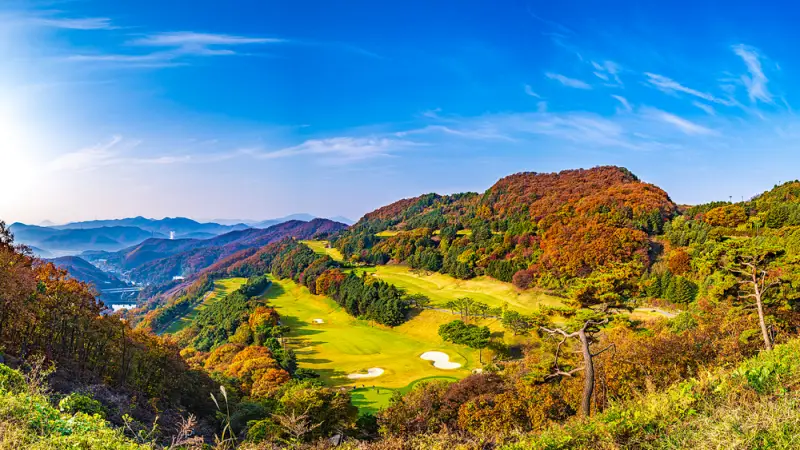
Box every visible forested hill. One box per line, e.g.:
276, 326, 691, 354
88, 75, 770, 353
49, 255, 127, 290
334, 166, 677, 285
88, 218, 347, 285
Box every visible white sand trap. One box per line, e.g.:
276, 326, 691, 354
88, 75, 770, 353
420, 351, 462, 370
312, 318, 325, 324
347, 368, 385, 379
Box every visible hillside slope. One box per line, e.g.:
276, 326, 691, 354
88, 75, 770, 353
49, 256, 127, 290
335, 166, 677, 285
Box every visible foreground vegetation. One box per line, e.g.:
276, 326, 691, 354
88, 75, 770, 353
9, 168, 800, 448
0, 366, 148, 449
505, 338, 800, 449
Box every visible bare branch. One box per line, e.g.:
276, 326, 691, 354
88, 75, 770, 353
591, 343, 616, 358
541, 326, 579, 339
544, 366, 584, 380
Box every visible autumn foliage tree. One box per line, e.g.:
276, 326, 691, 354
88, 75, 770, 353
541, 262, 640, 417
0, 221, 215, 414
720, 238, 794, 351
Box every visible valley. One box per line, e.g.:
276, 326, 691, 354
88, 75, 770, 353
8, 167, 800, 449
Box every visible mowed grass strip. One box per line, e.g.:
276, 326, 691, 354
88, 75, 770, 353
355, 265, 563, 314
300, 240, 344, 262
162, 278, 247, 334
260, 278, 485, 389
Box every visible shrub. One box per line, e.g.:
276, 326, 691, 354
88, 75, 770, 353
246, 418, 281, 443
58, 393, 106, 418
0, 364, 25, 394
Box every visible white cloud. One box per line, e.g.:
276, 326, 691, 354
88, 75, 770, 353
47, 136, 207, 172
252, 137, 415, 163
732, 44, 772, 104
612, 95, 632, 112
545, 72, 591, 89
592, 60, 622, 86
48, 135, 131, 172
644, 73, 736, 106
67, 31, 284, 67
692, 101, 716, 115
130, 31, 283, 48
524, 84, 541, 98
397, 125, 515, 142
646, 108, 716, 135
26, 15, 116, 30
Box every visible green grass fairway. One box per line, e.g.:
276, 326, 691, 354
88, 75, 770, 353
300, 240, 344, 262
260, 278, 486, 389
351, 376, 458, 415
161, 278, 247, 334
356, 265, 563, 314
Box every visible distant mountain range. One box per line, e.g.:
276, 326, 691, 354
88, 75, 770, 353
11, 214, 353, 257
10, 224, 165, 255
51, 216, 250, 236
84, 218, 348, 285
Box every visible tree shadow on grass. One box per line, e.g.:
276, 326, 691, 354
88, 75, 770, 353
490, 330, 505, 339
260, 281, 287, 300
350, 387, 396, 416
404, 308, 423, 321
297, 357, 333, 364
312, 368, 350, 384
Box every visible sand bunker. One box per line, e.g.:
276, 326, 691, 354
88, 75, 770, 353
347, 368, 385, 379
312, 318, 325, 324
420, 351, 462, 370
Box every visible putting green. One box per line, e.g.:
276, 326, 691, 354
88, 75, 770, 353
162, 278, 247, 334
300, 240, 344, 262
351, 376, 459, 415
259, 278, 493, 389
354, 265, 563, 314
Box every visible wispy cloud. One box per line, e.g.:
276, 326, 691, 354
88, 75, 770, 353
397, 125, 515, 142
250, 137, 416, 163
644, 72, 736, 106
526, 9, 574, 36
49, 136, 137, 172
545, 72, 591, 89
645, 108, 716, 135
130, 31, 283, 48
47, 136, 219, 172
732, 44, 772, 104
26, 14, 117, 30
592, 60, 622, 87
692, 101, 716, 115
524, 84, 541, 98
67, 30, 283, 66
612, 95, 632, 112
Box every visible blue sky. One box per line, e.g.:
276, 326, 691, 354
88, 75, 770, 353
2, 0, 800, 224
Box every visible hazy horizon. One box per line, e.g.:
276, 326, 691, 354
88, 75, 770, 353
3, 0, 800, 224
